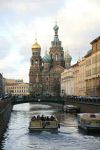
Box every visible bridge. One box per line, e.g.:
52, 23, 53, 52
11, 95, 100, 113
11, 96, 64, 105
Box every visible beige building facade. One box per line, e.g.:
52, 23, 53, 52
61, 68, 74, 96
61, 36, 100, 97
85, 36, 100, 96
61, 62, 81, 96
5, 79, 29, 96
78, 58, 86, 96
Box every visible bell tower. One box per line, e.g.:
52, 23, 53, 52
49, 24, 65, 68
29, 39, 42, 95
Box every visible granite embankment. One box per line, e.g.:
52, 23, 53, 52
0, 99, 12, 140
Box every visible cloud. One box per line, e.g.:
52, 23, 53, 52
0, 36, 12, 59
56, 0, 100, 57
0, 0, 100, 82
0, 0, 66, 17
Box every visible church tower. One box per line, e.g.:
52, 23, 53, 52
29, 39, 42, 96
29, 24, 66, 97
49, 24, 65, 68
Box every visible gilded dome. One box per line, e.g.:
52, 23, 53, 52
32, 41, 41, 49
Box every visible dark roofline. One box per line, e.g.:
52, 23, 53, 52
71, 62, 78, 67
90, 36, 100, 44
84, 49, 92, 58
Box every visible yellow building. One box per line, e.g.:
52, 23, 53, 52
5, 79, 29, 96
61, 36, 100, 97
85, 36, 100, 96
72, 62, 80, 96
78, 58, 86, 96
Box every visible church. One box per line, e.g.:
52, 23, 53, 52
29, 24, 72, 96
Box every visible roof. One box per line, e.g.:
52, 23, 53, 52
43, 53, 51, 63
84, 49, 92, 58
90, 36, 100, 44
32, 42, 41, 49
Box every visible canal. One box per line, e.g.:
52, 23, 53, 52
0, 103, 100, 150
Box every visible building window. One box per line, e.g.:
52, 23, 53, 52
42, 62, 44, 66
35, 60, 38, 64
51, 54, 52, 59
97, 66, 100, 73
86, 59, 91, 66
92, 56, 96, 64
61, 54, 63, 60
56, 54, 58, 61
97, 54, 100, 62
92, 67, 97, 75
86, 70, 91, 76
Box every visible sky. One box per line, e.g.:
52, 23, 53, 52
0, 0, 100, 82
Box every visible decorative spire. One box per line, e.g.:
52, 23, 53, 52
53, 23, 59, 46
35, 38, 37, 43
53, 24, 59, 36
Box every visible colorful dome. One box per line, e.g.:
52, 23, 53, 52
53, 24, 59, 32
43, 53, 51, 63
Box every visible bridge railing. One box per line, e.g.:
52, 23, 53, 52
64, 95, 100, 105
11, 96, 64, 105
11, 95, 100, 105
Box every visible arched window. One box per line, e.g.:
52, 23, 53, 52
42, 62, 44, 66
61, 54, 63, 60
51, 54, 52, 59
31, 60, 34, 65
56, 54, 58, 61
35, 60, 38, 64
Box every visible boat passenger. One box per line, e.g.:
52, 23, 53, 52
41, 115, 45, 121
46, 116, 50, 121
32, 116, 36, 120
50, 116, 55, 121
37, 115, 40, 120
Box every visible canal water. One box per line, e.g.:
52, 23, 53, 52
0, 103, 100, 150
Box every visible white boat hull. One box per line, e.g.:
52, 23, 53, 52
78, 113, 100, 133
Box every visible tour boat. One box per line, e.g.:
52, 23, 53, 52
63, 105, 80, 113
29, 115, 60, 132
78, 113, 100, 132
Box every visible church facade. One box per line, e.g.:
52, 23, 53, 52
29, 24, 72, 96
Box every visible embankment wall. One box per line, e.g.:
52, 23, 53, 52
0, 99, 12, 140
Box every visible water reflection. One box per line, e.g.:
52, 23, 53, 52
0, 103, 100, 150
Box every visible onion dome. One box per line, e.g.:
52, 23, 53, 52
43, 52, 51, 63
53, 24, 59, 32
32, 42, 41, 49
65, 50, 72, 62
32, 39, 41, 51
